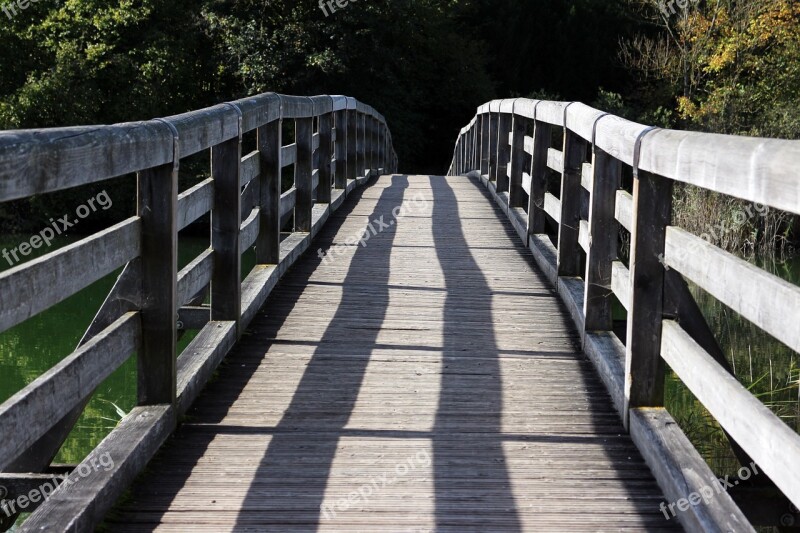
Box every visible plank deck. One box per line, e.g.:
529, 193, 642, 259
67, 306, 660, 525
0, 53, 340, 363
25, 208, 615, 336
107, 175, 680, 532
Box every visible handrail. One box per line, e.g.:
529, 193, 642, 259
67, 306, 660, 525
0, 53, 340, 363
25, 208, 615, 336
449, 98, 800, 532
0, 92, 397, 532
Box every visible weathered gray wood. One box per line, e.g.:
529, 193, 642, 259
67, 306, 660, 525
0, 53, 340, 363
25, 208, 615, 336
611, 260, 631, 311
581, 162, 593, 191
488, 112, 499, 182
137, 161, 178, 406
240, 208, 260, 251
630, 407, 756, 533
480, 114, 490, 175
0, 313, 140, 472
508, 114, 529, 207
495, 112, 512, 192
211, 134, 242, 330
177, 249, 213, 307
546, 148, 563, 173
240, 150, 260, 187
664, 226, 800, 355
639, 129, 800, 216
614, 189, 633, 232
334, 109, 347, 189
177, 306, 210, 331
18, 405, 176, 533
527, 120, 551, 234
557, 131, 587, 277
346, 109, 357, 181
176, 321, 238, 415
317, 112, 333, 203
295, 117, 314, 232
624, 170, 672, 421
543, 193, 561, 223
0, 122, 173, 202
178, 178, 214, 231
660, 320, 800, 512
583, 149, 620, 332
163, 105, 239, 158
0, 218, 140, 333
256, 120, 282, 265
281, 144, 297, 167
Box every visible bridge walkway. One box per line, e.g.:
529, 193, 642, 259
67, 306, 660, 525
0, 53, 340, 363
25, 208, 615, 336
107, 174, 678, 532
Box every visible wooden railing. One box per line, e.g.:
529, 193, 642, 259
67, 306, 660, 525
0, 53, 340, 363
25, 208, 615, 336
0, 93, 397, 531
449, 99, 800, 532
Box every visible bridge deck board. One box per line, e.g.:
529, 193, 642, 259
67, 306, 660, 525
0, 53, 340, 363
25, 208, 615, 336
107, 175, 680, 532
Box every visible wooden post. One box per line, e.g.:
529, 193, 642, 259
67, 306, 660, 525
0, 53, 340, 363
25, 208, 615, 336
495, 112, 512, 192
256, 119, 282, 264
527, 119, 551, 234
508, 114, 529, 207
137, 160, 178, 406
557, 130, 587, 277
317, 112, 332, 203
358, 113, 366, 177
624, 169, 673, 423
480, 114, 490, 176
334, 110, 347, 189
583, 148, 621, 331
488, 112, 499, 182
295, 116, 313, 232
211, 128, 242, 328
347, 109, 357, 181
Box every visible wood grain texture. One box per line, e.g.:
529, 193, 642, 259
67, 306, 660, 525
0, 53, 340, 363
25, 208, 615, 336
107, 175, 676, 532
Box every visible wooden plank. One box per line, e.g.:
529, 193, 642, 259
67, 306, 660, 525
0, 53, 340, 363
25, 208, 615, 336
240, 150, 260, 187
543, 192, 561, 223
661, 320, 800, 514
611, 260, 630, 311
163, 105, 239, 158
295, 119, 313, 230
614, 190, 633, 232
624, 171, 672, 421
578, 220, 589, 253
488, 112, 499, 182
630, 407, 755, 533
0, 218, 140, 333
176, 321, 238, 415
137, 161, 178, 406
256, 120, 282, 264
178, 178, 214, 231
639, 129, 800, 215
240, 208, 260, 251
281, 144, 297, 167
581, 163, 593, 191
583, 149, 620, 332
0, 313, 140, 471
211, 134, 242, 329
230, 92, 280, 133
347, 109, 358, 181
663, 226, 800, 355
0, 122, 173, 202
521, 172, 532, 195
546, 148, 563, 173
18, 405, 176, 533
177, 249, 213, 307
480, 114, 490, 175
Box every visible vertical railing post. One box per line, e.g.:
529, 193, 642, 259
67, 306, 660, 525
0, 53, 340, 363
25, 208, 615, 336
508, 109, 529, 207
256, 116, 282, 264
527, 116, 551, 235
584, 146, 621, 332
357, 113, 366, 177
211, 107, 243, 333
334, 108, 347, 189
295, 114, 314, 232
137, 126, 178, 406
317, 110, 333, 204
347, 106, 357, 182
557, 116, 587, 277
488, 108, 499, 183
625, 129, 670, 426
495, 105, 512, 192
480, 113, 490, 176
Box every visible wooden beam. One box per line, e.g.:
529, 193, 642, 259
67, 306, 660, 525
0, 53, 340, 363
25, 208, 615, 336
256, 119, 281, 264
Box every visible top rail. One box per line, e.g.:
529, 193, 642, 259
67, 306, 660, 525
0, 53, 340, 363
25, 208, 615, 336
449, 98, 800, 532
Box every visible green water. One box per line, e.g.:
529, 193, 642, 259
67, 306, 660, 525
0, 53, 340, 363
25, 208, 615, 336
664, 255, 800, 477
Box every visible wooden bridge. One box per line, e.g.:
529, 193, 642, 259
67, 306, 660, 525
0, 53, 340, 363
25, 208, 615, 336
0, 94, 799, 532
